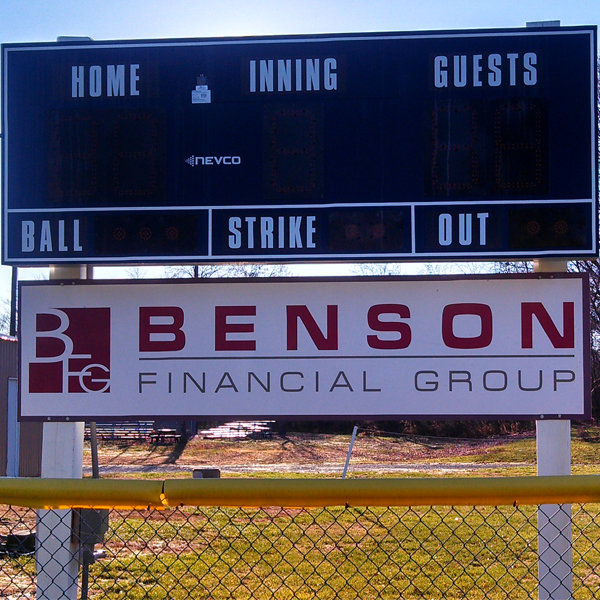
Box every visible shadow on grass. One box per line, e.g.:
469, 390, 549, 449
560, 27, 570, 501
164, 437, 190, 465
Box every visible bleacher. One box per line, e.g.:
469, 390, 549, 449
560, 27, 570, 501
83, 420, 274, 443
199, 421, 275, 440
84, 421, 155, 442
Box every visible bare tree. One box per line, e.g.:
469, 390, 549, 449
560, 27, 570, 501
494, 261, 534, 274
224, 263, 291, 278
0, 298, 11, 335
421, 262, 496, 275
165, 263, 291, 279
352, 263, 403, 276
126, 266, 148, 279
164, 264, 227, 279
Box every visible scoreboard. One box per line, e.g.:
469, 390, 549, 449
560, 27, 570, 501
1, 26, 597, 265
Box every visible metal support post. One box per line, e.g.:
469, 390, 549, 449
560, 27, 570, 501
534, 259, 572, 600
342, 426, 359, 479
36, 265, 87, 600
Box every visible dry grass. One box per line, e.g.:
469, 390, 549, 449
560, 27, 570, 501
83, 429, 538, 476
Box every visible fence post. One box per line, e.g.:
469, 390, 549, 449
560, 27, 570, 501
36, 265, 87, 600
342, 426, 359, 479
534, 258, 572, 600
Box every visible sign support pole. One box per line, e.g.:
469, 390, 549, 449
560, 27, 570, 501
534, 259, 572, 600
36, 265, 87, 600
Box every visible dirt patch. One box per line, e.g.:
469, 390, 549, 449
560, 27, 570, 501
84, 431, 533, 476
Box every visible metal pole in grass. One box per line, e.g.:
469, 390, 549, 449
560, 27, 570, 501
88, 268, 101, 482
89, 422, 100, 480
342, 426, 359, 478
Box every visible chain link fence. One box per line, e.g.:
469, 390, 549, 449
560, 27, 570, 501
1, 499, 600, 599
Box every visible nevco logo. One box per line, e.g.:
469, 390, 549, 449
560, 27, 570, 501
29, 308, 111, 394
185, 155, 241, 167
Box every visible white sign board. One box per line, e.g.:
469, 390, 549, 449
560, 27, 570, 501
19, 274, 590, 421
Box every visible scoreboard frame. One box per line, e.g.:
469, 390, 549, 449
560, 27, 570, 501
1, 26, 598, 265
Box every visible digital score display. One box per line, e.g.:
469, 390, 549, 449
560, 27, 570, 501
47, 109, 166, 205
425, 99, 549, 198
2, 26, 597, 265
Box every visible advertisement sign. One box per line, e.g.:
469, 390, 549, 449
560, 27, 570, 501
2, 26, 597, 264
19, 274, 590, 420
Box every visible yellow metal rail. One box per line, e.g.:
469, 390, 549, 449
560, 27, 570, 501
2, 475, 600, 509
162, 476, 600, 508
0, 478, 164, 509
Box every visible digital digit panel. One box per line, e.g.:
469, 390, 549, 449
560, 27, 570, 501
112, 111, 163, 199
263, 105, 324, 199
47, 109, 166, 205
47, 111, 100, 201
425, 99, 549, 197
2, 26, 597, 265
493, 101, 548, 195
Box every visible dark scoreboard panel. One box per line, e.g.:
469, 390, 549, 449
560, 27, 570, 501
1, 27, 597, 265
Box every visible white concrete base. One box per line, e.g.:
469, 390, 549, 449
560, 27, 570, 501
536, 419, 572, 600
36, 422, 85, 600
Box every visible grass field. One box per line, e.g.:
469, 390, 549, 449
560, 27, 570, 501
5, 502, 597, 599
89, 505, 548, 599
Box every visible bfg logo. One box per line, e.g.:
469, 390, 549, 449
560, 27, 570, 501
29, 308, 111, 394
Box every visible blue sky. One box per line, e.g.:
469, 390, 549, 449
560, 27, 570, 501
1, 0, 599, 298
1, 0, 598, 43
